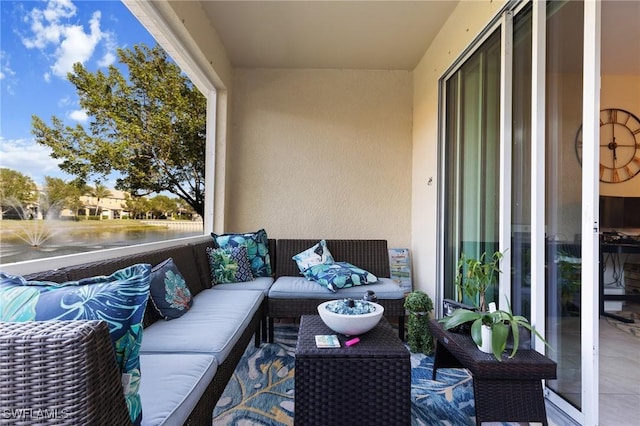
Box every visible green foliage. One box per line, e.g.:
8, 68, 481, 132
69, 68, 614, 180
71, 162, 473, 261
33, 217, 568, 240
31, 44, 206, 216
124, 195, 151, 219
455, 250, 504, 312
0, 168, 37, 208
85, 183, 113, 219
404, 290, 435, 355
439, 301, 552, 361
42, 176, 84, 218
149, 195, 178, 218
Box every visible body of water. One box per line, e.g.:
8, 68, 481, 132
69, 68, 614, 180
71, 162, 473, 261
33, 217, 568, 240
0, 227, 202, 265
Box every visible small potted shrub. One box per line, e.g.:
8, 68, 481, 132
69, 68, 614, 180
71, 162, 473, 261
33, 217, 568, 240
455, 250, 504, 313
404, 290, 435, 355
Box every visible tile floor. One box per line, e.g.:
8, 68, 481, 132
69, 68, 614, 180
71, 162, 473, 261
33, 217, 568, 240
599, 309, 640, 426
547, 304, 640, 426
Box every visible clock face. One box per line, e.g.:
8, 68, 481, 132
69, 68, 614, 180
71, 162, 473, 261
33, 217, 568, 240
575, 108, 640, 183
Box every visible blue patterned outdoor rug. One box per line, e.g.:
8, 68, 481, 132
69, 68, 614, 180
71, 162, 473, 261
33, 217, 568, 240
212, 324, 477, 425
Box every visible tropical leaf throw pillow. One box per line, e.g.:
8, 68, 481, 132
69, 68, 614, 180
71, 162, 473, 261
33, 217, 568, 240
0, 264, 151, 426
292, 239, 335, 273
149, 258, 193, 320
207, 246, 255, 284
212, 229, 272, 277
303, 261, 378, 292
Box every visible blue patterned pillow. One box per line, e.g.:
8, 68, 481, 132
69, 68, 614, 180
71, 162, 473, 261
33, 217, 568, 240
206, 246, 255, 284
303, 262, 378, 292
0, 264, 151, 425
292, 240, 335, 273
149, 258, 193, 320
212, 229, 272, 277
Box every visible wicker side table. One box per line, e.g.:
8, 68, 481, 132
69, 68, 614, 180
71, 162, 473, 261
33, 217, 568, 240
295, 315, 410, 426
428, 319, 557, 426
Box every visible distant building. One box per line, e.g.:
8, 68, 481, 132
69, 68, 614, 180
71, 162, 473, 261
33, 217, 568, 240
76, 189, 129, 219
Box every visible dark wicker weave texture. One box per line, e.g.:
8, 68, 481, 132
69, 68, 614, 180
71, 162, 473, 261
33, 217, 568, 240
275, 239, 391, 278
0, 321, 129, 426
295, 316, 410, 426
428, 319, 557, 426
269, 239, 405, 342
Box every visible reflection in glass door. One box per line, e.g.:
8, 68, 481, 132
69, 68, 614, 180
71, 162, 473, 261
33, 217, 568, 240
443, 29, 501, 307
544, 0, 584, 411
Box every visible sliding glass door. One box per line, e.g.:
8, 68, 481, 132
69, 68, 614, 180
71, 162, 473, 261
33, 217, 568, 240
440, 1, 600, 423
443, 29, 501, 307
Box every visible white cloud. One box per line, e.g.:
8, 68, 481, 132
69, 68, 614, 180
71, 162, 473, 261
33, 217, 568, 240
68, 109, 88, 122
22, 0, 77, 50
0, 138, 71, 185
51, 11, 103, 78
0, 51, 17, 95
97, 33, 117, 68
21, 1, 109, 80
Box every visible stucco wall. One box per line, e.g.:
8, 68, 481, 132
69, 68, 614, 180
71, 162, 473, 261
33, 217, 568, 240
600, 75, 640, 197
227, 68, 412, 248
411, 1, 505, 296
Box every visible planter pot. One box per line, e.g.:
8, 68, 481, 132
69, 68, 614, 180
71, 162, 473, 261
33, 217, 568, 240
477, 324, 493, 353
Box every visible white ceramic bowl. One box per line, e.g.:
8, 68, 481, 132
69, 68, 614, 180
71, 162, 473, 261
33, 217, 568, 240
317, 300, 384, 336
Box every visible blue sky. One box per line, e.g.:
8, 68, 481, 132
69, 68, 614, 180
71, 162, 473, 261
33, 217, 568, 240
1, 0, 156, 187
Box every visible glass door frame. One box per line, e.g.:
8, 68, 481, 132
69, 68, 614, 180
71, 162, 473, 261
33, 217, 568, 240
437, 1, 601, 424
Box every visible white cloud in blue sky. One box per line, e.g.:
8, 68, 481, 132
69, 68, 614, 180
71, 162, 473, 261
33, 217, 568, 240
0, 0, 155, 186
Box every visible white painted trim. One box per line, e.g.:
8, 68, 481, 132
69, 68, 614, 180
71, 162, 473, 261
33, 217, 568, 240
499, 10, 514, 307
581, 2, 601, 424
121, 1, 216, 95
530, 0, 547, 355
0, 235, 212, 276
204, 89, 217, 235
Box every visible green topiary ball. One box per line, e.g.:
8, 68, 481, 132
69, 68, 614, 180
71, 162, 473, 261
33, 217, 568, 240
404, 290, 435, 355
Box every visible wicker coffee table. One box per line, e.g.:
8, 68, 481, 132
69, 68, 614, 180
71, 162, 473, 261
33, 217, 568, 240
295, 315, 410, 426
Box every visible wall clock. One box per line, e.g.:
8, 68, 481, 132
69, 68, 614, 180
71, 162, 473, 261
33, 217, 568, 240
575, 108, 640, 183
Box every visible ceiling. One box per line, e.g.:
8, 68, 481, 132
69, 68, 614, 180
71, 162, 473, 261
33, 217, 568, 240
198, 0, 639, 74
201, 1, 460, 70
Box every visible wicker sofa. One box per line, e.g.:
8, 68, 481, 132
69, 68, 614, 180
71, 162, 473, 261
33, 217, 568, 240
0, 237, 406, 425
267, 239, 406, 342
0, 239, 270, 426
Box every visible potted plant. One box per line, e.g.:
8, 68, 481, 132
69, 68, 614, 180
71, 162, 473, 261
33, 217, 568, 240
404, 290, 435, 355
455, 250, 504, 313
439, 300, 551, 361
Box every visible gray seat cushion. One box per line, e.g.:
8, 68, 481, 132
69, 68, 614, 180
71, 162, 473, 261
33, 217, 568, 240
211, 277, 274, 295
268, 277, 404, 299
140, 289, 263, 363
139, 353, 217, 426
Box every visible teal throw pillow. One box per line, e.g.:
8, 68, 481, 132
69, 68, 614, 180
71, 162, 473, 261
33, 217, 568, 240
149, 258, 193, 320
292, 239, 335, 273
206, 246, 255, 284
303, 261, 378, 292
212, 229, 272, 277
0, 264, 151, 425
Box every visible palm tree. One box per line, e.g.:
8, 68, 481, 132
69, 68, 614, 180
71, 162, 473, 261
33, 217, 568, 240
87, 183, 112, 220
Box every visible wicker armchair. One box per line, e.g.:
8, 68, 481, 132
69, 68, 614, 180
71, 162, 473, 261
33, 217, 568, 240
0, 321, 130, 425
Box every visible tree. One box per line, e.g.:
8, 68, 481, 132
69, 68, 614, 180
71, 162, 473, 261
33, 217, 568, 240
42, 176, 83, 218
31, 44, 207, 216
86, 183, 113, 219
149, 195, 177, 219
124, 194, 151, 219
0, 168, 37, 219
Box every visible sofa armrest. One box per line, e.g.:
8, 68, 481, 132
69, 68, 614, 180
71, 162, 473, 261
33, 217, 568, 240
0, 320, 130, 425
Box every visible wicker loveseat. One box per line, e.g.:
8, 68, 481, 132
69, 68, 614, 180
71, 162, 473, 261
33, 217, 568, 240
267, 239, 406, 342
0, 238, 269, 426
